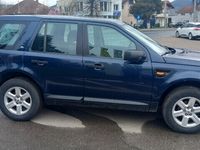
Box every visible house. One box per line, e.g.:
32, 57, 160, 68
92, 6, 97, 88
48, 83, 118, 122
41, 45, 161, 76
1, 0, 49, 15
0, 4, 13, 15
57, 0, 122, 19
155, 0, 176, 27
121, 0, 136, 25
48, 5, 61, 15
171, 3, 200, 23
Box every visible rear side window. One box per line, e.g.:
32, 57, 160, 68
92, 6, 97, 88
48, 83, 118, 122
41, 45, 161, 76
32, 22, 78, 55
0, 23, 26, 50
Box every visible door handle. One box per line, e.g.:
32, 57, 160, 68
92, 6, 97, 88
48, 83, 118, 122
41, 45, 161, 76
31, 60, 48, 66
94, 63, 104, 70
85, 63, 104, 70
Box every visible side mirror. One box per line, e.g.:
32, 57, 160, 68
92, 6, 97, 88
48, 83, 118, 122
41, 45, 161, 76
124, 50, 146, 64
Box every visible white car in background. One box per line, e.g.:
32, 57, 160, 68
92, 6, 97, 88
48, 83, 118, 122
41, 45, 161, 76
176, 22, 200, 40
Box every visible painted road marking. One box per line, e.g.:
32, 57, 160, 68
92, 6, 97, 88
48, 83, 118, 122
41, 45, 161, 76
32, 109, 85, 128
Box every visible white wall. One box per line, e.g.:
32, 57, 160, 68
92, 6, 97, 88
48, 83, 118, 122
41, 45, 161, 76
171, 13, 193, 23
171, 12, 200, 24
99, 0, 122, 19
57, 0, 123, 19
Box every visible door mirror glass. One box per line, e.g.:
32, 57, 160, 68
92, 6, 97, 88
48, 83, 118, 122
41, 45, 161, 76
124, 50, 146, 64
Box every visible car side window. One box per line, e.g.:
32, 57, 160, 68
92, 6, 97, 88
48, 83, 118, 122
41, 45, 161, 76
87, 25, 136, 59
0, 23, 26, 50
32, 22, 78, 55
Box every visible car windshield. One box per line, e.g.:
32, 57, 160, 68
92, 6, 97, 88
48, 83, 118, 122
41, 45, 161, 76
123, 24, 169, 55
196, 24, 200, 27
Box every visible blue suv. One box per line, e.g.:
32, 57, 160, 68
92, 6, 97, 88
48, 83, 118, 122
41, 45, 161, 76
0, 15, 200, 133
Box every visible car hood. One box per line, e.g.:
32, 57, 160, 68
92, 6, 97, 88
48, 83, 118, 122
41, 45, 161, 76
163, 49, 200, 66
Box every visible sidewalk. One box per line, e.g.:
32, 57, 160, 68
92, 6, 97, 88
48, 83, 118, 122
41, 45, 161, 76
140, 28, 176, 32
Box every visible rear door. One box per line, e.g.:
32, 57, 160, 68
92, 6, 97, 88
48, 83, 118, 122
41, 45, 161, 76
0, 21, 28, 78
24, 20, 84, 102
181, 24, 188, 36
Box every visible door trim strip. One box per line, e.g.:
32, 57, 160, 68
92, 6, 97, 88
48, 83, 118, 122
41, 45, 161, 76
84, 97, 148, 106
46, 95, 82, 101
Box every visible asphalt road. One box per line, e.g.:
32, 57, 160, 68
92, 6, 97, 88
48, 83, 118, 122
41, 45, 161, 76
0, 29, 200, 150
143, 28, 200, 51
142, 28, 176, 38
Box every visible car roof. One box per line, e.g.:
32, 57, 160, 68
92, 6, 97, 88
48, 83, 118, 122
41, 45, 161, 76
0, 15, 124, 25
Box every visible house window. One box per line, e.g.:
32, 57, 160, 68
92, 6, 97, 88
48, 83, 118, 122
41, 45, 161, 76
114, 4, 119, 11
77, 1, 83, 11
64, 6, 67, 13
79, 2, 83, 11
100, 1, 108, 12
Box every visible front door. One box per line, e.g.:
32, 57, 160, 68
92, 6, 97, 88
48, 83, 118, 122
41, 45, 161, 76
83, 24, 153, 107
24, 21, 84, 102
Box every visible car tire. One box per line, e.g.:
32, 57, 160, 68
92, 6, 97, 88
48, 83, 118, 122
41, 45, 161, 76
176, 31, 180, 38
163, 86, 200, 133
188, 33, 193, 40
0, 78, 42, 121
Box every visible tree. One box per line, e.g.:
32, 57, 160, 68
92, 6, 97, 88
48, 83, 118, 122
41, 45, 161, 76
67, 1, 77, 16
84, 0, 100, 17
130, 0, 162, 20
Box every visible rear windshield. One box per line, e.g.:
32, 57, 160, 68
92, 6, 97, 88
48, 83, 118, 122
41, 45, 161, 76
0, 22, 26, 50
196, 24, 200, 27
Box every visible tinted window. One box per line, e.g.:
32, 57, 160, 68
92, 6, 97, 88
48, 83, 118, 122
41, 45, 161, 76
0, 23, 26, 50
32, 22, 78, 55
87, 25, 136, 59
195, 24, 200, 27
183, 24, 188, 28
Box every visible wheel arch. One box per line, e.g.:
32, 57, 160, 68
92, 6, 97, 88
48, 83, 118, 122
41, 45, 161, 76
159, 80, 200, 109
0, 71, 45, 100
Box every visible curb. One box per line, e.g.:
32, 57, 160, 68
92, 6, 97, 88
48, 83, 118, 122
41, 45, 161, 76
140, 28, 176, 32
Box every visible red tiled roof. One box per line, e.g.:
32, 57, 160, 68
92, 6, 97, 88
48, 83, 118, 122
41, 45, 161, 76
178, 5, 200, 14
1, 0, 49, 15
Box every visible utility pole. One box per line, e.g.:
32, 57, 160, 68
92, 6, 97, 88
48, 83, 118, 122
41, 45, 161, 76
193, 0, 198, 22
17, 0, 20, 14
0, 0, 1, 15
164, 0, 168, 28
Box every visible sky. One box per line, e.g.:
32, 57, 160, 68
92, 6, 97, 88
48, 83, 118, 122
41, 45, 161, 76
1, 0, 174, 7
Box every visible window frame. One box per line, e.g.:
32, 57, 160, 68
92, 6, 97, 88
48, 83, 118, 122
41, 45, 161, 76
30, 19, 83, 56
0, 21, 28, 50
114, 4, 119, 11
83, 22, 145, 60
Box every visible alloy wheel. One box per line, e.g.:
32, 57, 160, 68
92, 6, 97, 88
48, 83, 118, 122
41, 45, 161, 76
172, 97, 200, 128
176, 31, 179, 38
189, 33, 193, 40
4, 87, 32, 116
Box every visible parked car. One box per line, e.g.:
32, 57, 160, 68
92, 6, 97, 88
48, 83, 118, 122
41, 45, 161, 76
1, 15, 200, 133
176, 22, 200, 40
169, 22, 184, 28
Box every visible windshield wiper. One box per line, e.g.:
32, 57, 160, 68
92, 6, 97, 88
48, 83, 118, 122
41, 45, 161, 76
161, 51, 171, 56
161, 46, 176, 56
